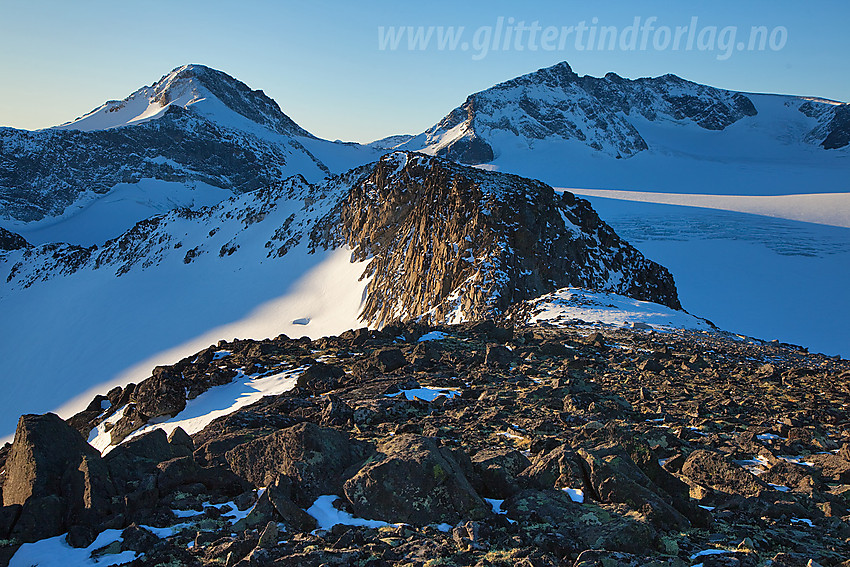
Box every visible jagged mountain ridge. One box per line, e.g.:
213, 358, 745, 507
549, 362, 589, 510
401, 61, 848, 164
3, 151, 679, 313
313, 152, 679, 326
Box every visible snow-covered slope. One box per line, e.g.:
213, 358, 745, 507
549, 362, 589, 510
582, 195, 850, 358
0, 65, 383, 243
514, 287, 714, 332
54, 64, 315, 137
400, 62, 849, 197
0, 152, 684, 442
563, 189, 850, 229
0, 173, 371, 443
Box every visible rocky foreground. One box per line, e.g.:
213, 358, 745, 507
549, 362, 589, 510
1, 321, 850, 566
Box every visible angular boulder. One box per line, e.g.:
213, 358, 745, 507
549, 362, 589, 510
3, 413, 116, 542
225, 422, 366, 506
579, 444, 690, 531
472, 448, 532, 498
343, 434, 489, 525
681, 450, 767, 497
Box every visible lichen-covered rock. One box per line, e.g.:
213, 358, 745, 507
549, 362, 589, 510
225, 422, 366, 506
343, 434, 489, 525
681, 450, 767, 497
578, 444, 689, 531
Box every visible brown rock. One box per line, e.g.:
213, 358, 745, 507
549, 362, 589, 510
343, 434, 488, 525
225, 422, 366, 506
681, 450, 767, 497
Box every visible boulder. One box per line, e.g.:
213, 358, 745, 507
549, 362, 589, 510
10, 494, 65, 543
320, 394, 354, 426
579, 444, 690, 531
485, 344, 513, 366
343, 434, 488, 525
167, 427, 195, 455
519, 445, 587, 493
681, 450, 767, 497
133, 366, 187, 420
296, 363, 345, 393
225, 422, 366, 506
472, 448, 532, 498
3, 413, 102, 507
372, 348, 407, 373
265, 476, 317, 532
3, 413, 117, 542
104, 428, 184, 492
504, 489, 656, 555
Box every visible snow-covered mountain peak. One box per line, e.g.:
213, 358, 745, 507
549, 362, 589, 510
53, 63, 313, 138
3, 64, 392, 230
406, 60, 767, 164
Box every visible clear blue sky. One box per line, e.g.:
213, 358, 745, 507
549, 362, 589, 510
1, 0, 848, 142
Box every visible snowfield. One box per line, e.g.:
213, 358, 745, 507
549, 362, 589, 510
580, 196, 850, 358
6, 179, 233, 246
563, 189, 850, 230
0, 244, 370, 444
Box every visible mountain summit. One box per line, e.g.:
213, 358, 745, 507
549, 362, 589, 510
0, 65, 380, 237
54, 64, 313, 138
402, 61, 757, 163
403, 61, 849, 165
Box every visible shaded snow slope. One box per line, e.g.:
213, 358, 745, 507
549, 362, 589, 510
562, 189, 850, 229
5, 179, 233, 246
0, 174, 372, 443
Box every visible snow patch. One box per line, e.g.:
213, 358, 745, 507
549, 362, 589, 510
306, 495, 397, 531
525, 287, 712, 332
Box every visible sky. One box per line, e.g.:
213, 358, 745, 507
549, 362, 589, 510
1, 0, 849, 143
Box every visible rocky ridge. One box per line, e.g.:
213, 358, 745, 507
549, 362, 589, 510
2, 152, 679, 323
1, 320, 849, 566
408, 61, 759, 163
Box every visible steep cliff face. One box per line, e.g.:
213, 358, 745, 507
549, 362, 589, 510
315, 152, 680, 326
821, 103, 850, 149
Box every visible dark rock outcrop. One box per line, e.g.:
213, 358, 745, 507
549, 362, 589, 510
0, 227, 29, 251
316, 152, 681, 328
225, 422, 366, 506
3, 413, 116, 542
343, 434, 489, 525
822, 103, 850, 149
